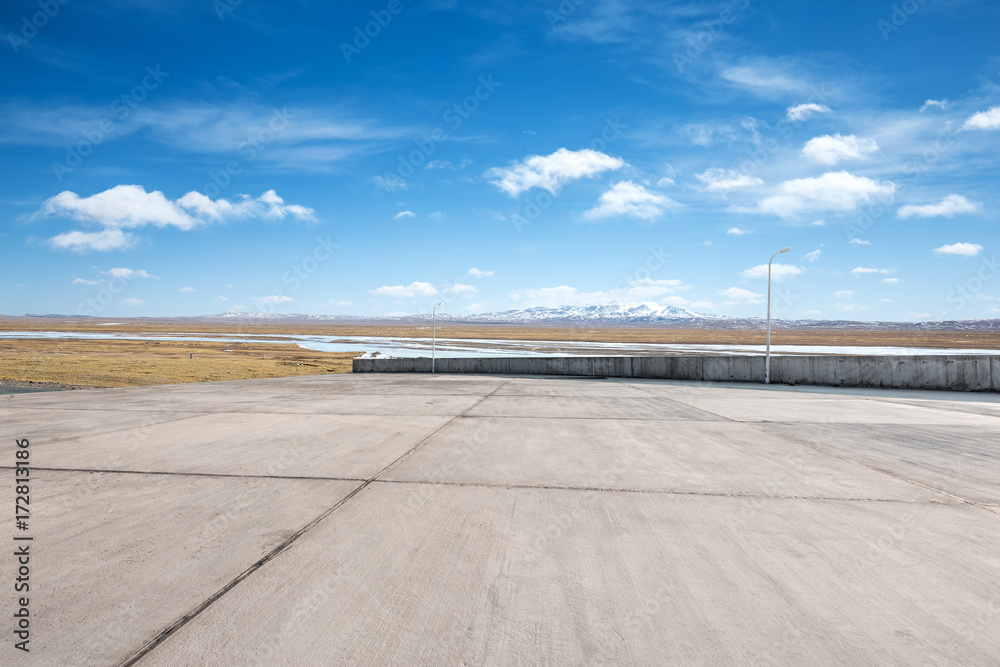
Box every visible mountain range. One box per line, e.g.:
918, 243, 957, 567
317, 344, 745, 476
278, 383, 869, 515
197, 302, 1000, 331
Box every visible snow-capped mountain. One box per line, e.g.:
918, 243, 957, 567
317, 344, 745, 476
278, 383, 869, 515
465, 302, 717, 323
204, 307, 1000, 330
211, 302, 715, 324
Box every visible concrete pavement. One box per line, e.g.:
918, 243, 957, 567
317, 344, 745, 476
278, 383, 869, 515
2, 373, 999, 665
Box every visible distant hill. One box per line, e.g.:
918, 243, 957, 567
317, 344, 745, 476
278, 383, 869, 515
200, 305, 1000, 331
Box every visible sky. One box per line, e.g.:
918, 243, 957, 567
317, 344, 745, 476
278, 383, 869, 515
1, 0, 998, 321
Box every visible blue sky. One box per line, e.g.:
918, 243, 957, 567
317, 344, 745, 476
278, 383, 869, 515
2, 0, 998, 321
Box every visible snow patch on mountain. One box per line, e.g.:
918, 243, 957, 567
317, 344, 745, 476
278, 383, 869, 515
466, 301, 717, 323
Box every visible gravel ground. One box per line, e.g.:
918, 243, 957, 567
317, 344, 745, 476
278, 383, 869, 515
0, 380, 97, 394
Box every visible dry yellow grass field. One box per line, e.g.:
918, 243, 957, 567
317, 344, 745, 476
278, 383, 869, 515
1, 316, 997, 388
0, 338, 359, 388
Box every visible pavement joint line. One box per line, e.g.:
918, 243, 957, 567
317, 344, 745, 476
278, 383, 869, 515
616, 380, 742, 422
864, 396, 1000, 419
367, 478, 958, 504
745, 423, 1000, 517
0, 465, 366, 483
116, 477, 370, 667
119, 377, 515, 667
366, 378, 516, 482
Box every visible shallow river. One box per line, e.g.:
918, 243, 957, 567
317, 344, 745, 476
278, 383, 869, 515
1, 331, 996, 358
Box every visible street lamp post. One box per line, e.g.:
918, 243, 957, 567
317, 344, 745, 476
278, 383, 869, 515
432, 302, 443, 373
766, 247, 791, 384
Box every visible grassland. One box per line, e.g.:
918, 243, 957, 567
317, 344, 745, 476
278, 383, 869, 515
0, 338, 359, 388
1, 316, 998, 388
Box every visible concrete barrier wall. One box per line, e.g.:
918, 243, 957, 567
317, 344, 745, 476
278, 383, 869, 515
353, 355, 1000, 392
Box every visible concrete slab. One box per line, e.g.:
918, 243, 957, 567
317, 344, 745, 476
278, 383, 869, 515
10, 413, 449, 479
466, 395, 726, 420
4, 373, 999, 665
759, 422, 1000, 504
256, 393, 485, 415
875, 396, 1000, 418
383, 416, 950, 501
669, 396, 1000, 425
493, 377, 654, 397
140, 484, 1000, 666
3, 470, 359, 666
7, 390, 485, 415
0, 406, 200, 443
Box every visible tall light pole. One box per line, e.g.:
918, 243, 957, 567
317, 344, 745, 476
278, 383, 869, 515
431, 302, 443, 373
766, 247, 791, 384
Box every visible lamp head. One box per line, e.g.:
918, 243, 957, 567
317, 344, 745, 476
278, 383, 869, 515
780, 247, 790, 253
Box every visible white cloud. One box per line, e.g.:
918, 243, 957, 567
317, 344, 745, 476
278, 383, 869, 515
327, 299, 353, 307
720, 60, 809, 97
467, 268, 494, 278
685, 124, 735, 148
801, 134, 878, 165
834, 290, 854, 298
373, 175, 407, 191
720, 287, 763, 303
104, 267, 156, 280
72, 267, 157, 286
628, 278, 689, 299
786, 103, 831, 122
394, 210, 415, 220
810, 219, 826, 226
849, 238, 871, 246
933, 242, 983, 257
485, 148, 625, 197
253, 295, 294, 305
213, 296, 230, 303
920, 99, 948, 113
726, 227, 750, 236
962, 106, 1000, 131
850, 267, 891, 276
179, 286, 196, 293
897, 194, 980, 219
582, 181, 678, 221
882, 278, 902, 284
656, 176, 675, 187
443, 283, 477, 296
181, 189, 313, 221
38, 185, 314, 252
41, 185, 197, 229
372, 282, 439, 298
757, 171, 895, 218
696, 168, 763, 192
0, 99, 408, 168
509, 278, 690, 308
427, 211, 446, 222
703, 240, 712, 246
425, 159, 471, 170
802, 249, 821, 262
741, 264, 804, 281
121, 298, 143, 306
49, 229, 135, 252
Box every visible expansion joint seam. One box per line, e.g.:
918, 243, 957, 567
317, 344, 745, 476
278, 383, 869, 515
744, 423, 1000, 518
117, 377, 515, 667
